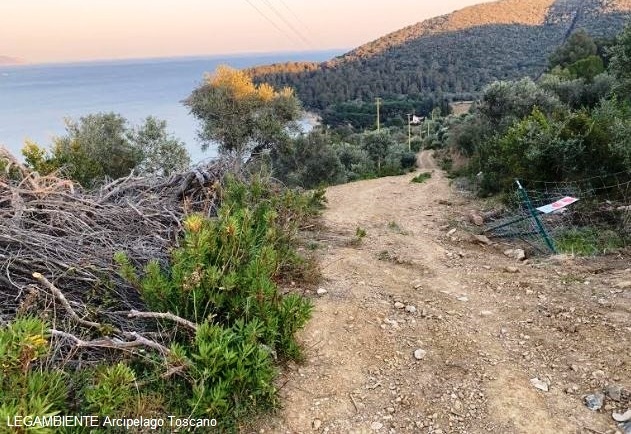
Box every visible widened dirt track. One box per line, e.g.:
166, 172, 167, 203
252, 152, 631, 434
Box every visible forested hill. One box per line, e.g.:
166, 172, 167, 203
0, 56, 23, 66
248, 0, 631, 111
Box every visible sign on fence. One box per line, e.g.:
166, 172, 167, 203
536, 197, 579, 214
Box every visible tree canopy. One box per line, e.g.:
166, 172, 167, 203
549, 29, 598, 69
609, 23, 631, 94
23, 113, 190, 187
248, 2, 631, 127
185, 66, 301, 162
437, 24, 631, 195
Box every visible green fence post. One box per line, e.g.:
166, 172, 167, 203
516, 179, 557, 254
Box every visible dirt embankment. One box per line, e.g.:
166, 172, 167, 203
252, 151, 631, 434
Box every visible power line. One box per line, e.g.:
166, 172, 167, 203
243, 0, 297, 43
259, 0, 312, 47
276, 0, 314, 36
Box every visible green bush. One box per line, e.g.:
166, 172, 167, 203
22, 114, 190, 187
334, 142, 375, 181
115, 177, 316, 427
0, 177, 321, 433
411, 172, 431, 183
85, 363, 137, 417
0, 317, 68, 434
272, 132, 347, 188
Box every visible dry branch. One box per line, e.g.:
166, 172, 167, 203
128, 309, 198, 332
0, 145, 229, 362
32, 272, 102, 329
50, 329, 171, 355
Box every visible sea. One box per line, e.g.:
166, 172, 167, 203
0, 51, 339, 164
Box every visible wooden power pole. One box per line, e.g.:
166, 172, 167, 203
407, 113, 412, 152
376, 97, 382, 131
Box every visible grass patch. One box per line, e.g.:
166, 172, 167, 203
387, 221, 409, 235
411, 172, 431, 184
377, 250, 393, 261
347, 226, 367, 247
556, 227, 624, 256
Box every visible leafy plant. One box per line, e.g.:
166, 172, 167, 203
556, 227, 624, 255
85, 363, 137, 416
115, 177, 316, 427
348, 226, 367, 247
22, 114, 189, 187
411, 172, 431, 183
0, 317, 68, 434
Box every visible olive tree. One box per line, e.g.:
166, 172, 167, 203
549, 29, 598, 69
23, 113, 190, 186
609, 23, 631, 95
478, 78, 562, 128
128, 116, 190, 176
185, 66, 301, 162
362, 131, 394, 173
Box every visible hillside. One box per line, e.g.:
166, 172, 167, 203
0, 56, 24, 66
248, 0, 631, 111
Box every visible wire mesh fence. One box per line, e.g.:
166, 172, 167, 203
485, 172, 631, 255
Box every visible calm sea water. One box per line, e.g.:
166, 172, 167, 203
0, 51, 338, 163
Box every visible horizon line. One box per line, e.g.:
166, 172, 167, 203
2, 48, 350, 68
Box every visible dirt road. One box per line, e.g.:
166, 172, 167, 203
252, 152, 631, 434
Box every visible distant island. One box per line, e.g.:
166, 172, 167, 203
0, 56, 25, 66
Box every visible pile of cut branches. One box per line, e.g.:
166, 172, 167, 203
0, 146, 228, 360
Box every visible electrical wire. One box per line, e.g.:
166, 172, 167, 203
276, 0, 314, 36
243, 0, 299, 44
259, 0, 313, 47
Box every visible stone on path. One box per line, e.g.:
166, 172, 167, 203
530, 378, 549, 392
504, 249, 526, 261
414, 349, 427, 360
584, 393, 605, 411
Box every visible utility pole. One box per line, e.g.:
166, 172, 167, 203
376, 97, 382, 131
407, 113, 412, 152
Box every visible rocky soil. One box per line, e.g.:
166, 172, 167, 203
250, 151, 631, 434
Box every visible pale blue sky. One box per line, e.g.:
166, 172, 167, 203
0, 0, 491, 63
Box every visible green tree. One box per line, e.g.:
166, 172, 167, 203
549, 29, 598, 69
128, 116, 190, 175
362, 131, 394, 173
478, 78, 561, 128
539, 73, 614, 109
333, 142, 374, 180
186, 66, 301, 162
609, 22, 631, 95
55, 113, 140, 182
567, 55, 605, 81
477, 108, 575, 193
272, 132, 346, 188
22, 113, 190, 186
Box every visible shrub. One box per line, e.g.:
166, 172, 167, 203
22, 114, 190, 187
85, 363, 137, 416
116, 177, 317, 427
411, 172, 431, 183
333, 142, 375, 180
272, 132, 346, 188
0, 317, 68, 433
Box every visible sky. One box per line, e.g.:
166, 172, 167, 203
0, 0, 492, 63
